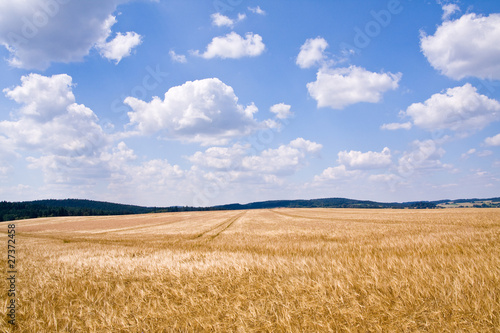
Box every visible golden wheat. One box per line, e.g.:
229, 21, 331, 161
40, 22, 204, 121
1, 208, 499, 332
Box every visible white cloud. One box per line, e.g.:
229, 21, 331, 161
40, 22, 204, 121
460, 147, 493, 159
314, 165, 360, 182
0, 72, 191, 201
106, 152, 188, 206
338, 147, 392, 170
314, 147, 395, 184
288, 137, 322, 153
441, 3, 460, 21
397, 140, 448, 176
102, 141, 137, 169
194, 32, 265, 59
402, 83, 500, 133
270, 103, 293, 119
244, 102, 258, 118
296, 37, 328, 69
241, 138, 322, 175
369, 173, 401, 183
307, 66, 401, 109
3, 73, 75, 121
380, 122, 412, 130
187, 138, 322, 187
0, 0, 143, 69
0, 135, 18, 177
122, 159, 184, 187
0, 73, 110, 183
485, 133, 500, 146
1, 75, 300, 205
477, 150, 493, 157
188, 144, 248, 170
210, 13, 245, 27
1, 74, 107, 153
125, 78, 265, 145
202, 139, 320, 173
97, 31, 142, 64
248, 6, 266, 15
211, 13, 234, 27
461, 148, 477, 159
421, 13, 500, 80
312, 147, 393, 185
169, 50, 187, 63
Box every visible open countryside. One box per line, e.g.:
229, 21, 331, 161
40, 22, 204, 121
2, 208, 499, 331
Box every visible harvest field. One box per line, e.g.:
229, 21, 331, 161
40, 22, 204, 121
2, 208, 500, 332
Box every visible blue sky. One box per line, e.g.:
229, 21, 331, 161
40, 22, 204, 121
0, 0, 499, 206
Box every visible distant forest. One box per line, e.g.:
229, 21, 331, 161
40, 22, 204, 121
0, 199, 215, 222
1, 197, 498, 222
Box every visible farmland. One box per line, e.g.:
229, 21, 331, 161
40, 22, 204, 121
1, 208, 499, 332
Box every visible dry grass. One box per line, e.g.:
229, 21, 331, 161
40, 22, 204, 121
1, 208, 499, 332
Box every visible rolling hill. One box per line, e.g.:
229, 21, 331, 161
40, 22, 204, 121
1, 197, 499, 222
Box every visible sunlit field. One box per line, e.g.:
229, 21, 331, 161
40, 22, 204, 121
2, 208, 499, 332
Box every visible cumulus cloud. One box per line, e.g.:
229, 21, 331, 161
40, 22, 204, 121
296, 37, 328, 69
402, 83, 500, 133
105, 148, 188, 206
1, 74, 107, 152
169, 50, 187, 63
313, 165, 360, 182
0, 135, 18, 177
441, 3, 460, 21
188, 144, 248, 170
97, 31, 142, 64
121, 159, 184, 188
1, 75, 289, 205
125, 78, 265, 145
270, 103, 293, 119
182, 138, 322, 204
421, 13, 500, 80
211, 13, 234, 27
338, 147, 392, 170
3, 73, 75, 120
0, 73, 109, 183
314, 139, 452, 187
368, 173, 401, 183
241, 138, 322, 175
397, 140, 448, 176
101, 141, 137, 169
380, 122, 412, 130
0, 0, 143, 69
211, 13, 245, 27
194, 32, 265, 59
485, 133, 500, 146
307, 66, 401, 109
313, 147, 392, 183
189, 138, 322, 178
248, 6, 266, 15
0, 73, 190, 201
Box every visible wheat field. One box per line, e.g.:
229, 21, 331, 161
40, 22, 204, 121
1, 208, 499, 332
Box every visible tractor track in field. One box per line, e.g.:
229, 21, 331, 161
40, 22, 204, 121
269, 209, 387, 225
92, 217, 195, 235
193, 211, 246, 240
12, 216, 199, 237
269, 209, 437, 226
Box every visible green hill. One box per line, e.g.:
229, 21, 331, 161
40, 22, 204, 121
1, 197, 498, 222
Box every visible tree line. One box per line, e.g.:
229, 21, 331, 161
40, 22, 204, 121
0, 201, 120, 222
